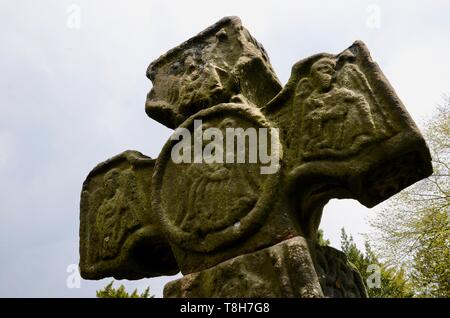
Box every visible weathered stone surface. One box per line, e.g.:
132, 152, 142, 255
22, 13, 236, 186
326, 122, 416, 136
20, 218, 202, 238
264, 41, 433, 238
164, 236, 323, 298
79, 150, 178, 279
312, 244, 367, 298
145, 16, 282, 129
80, 17, 433, 298
164, 237, 367, 298
152, 102, 300, 274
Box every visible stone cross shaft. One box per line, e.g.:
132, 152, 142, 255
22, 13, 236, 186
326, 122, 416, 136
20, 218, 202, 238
79, 17, 432, 298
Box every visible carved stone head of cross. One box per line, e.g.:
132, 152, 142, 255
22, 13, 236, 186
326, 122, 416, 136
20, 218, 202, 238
79, 17, 432, 297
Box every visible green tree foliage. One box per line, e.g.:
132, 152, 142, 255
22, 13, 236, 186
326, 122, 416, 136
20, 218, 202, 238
317, 229, 331, 246
369, 97, 450, 297
410, 208, 450, 297
340, 228, 413, 298
96, 281, 154, 298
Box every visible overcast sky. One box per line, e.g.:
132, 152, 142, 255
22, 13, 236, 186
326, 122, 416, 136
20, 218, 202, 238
0, 0, 449, 297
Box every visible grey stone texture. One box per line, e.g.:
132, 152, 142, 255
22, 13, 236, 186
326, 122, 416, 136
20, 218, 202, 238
79, 150, 178, 279
164, 236, 367, 298
79, 17, 432, 297
145, 16, 281, 129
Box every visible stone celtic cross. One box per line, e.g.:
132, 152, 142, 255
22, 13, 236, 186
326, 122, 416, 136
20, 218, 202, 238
79, 17, 432, 297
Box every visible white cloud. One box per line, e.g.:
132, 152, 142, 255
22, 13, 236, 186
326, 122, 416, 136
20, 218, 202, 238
0, 132, 15, 172
0, 0, 448, 297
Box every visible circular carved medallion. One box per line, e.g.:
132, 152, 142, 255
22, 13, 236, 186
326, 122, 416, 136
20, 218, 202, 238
152, 103, 282, 253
